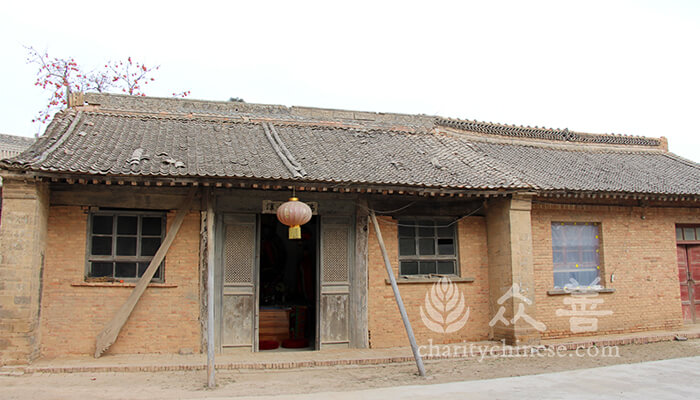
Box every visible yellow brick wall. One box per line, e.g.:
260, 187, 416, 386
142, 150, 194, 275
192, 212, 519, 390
367, 216, 491, 348
35, 200, 700, 356
531, 202, 700, 338
39, 206, 201, 357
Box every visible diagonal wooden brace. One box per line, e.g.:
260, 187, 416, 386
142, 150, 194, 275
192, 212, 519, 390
94, 188, 196, 358
369, 210, 426, 377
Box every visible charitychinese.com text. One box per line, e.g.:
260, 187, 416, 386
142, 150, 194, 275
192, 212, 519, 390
418, 339, 620, 362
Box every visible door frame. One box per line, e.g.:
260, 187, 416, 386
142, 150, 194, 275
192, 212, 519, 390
676, 224, 700, 324
213, 193, 362, 353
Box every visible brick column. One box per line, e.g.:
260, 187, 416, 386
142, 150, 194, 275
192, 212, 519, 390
0, 178, 49, 365
485, 195, 540, 345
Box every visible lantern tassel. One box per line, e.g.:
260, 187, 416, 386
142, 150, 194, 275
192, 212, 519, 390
289, 225, 301, 240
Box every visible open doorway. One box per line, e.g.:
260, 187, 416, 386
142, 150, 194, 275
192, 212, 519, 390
258, 214, 317, 351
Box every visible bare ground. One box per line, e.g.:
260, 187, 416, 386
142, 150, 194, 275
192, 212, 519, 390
2, 339, 700, 399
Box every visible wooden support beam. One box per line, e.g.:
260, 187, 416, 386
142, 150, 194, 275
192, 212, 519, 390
94, 188, 196, 358
206, 189, 216, 388
369, 211, 426, 377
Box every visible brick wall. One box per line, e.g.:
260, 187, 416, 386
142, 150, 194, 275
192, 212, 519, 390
367, 216, 491, 348
15, 192, 699, 359
0, 180, 48, 365
532, 202, 700, 339
39, 206, 201, 357
366, 201, 700, 349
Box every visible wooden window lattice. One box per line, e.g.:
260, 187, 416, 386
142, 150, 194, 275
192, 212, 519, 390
322, 225, 349, 283
224, 224, 255, 284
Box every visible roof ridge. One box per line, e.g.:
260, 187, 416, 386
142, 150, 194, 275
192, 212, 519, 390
449, 131, 667, 155
31, 112, 83, 165
262, 122, 306, 178
660, 152, 700, 172
436, 117, 661, 147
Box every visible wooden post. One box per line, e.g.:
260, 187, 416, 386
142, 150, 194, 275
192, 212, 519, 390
351, 198, 370, 348
206, 189, 216, 388
369, 211, 426, 377
94, 188, 196, 358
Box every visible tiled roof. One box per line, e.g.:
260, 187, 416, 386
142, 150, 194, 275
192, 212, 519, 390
2, 94, 699, 196
435, 118, 661, 146
0, 133, 35, 159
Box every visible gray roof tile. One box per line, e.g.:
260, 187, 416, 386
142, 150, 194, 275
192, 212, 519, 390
2, 94, 699, 196
0, 133, 35, 159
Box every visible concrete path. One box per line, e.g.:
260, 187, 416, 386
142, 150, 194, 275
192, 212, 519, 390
228, 356, 700, 400
20, 324, 700, 374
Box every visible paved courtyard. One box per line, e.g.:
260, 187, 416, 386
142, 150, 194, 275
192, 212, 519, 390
2, 339, 699, 399
233, 356, 700, 400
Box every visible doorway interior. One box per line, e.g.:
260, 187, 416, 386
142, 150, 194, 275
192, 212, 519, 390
258, 214, 317, 350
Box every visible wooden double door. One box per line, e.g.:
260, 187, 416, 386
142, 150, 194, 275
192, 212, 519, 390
677, 244, 700, 323
214, 213, 354, 352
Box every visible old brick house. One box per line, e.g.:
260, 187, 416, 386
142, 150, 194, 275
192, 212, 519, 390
0, 133, 35, 222
1, 93, 699, 365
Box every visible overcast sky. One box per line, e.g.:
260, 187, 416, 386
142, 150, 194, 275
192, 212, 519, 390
1, 0, 698, 161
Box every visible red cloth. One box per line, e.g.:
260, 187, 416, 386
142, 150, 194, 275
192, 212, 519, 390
259, 340, 279, 350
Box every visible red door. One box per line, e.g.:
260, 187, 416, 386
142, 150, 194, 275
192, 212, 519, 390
678, 245, 700, 323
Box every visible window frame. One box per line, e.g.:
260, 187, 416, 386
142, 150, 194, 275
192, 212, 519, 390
550, 221, 603, 289
85, 209, 167, 282
676, 224, 700, 244
397, 217, 460, 276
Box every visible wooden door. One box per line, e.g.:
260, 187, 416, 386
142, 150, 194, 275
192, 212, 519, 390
318, 216, 353, 349
678, 245, 700, 323
218, 214, 259, 352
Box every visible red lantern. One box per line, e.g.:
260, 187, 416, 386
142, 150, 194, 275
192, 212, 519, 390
276, 197, 312, 239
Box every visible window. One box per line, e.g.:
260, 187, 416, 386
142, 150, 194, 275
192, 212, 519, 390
87, 211, 166, 281
677, 225, 700, 242
398, 218, 458, 275
551, 222, 601, 289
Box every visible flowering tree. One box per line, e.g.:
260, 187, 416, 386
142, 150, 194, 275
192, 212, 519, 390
26, 46, 190, 124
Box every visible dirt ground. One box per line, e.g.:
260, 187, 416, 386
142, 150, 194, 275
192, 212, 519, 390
2, 339, 700, 399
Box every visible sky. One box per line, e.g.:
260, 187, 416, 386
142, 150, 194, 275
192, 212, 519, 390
1, 0, 699, 162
